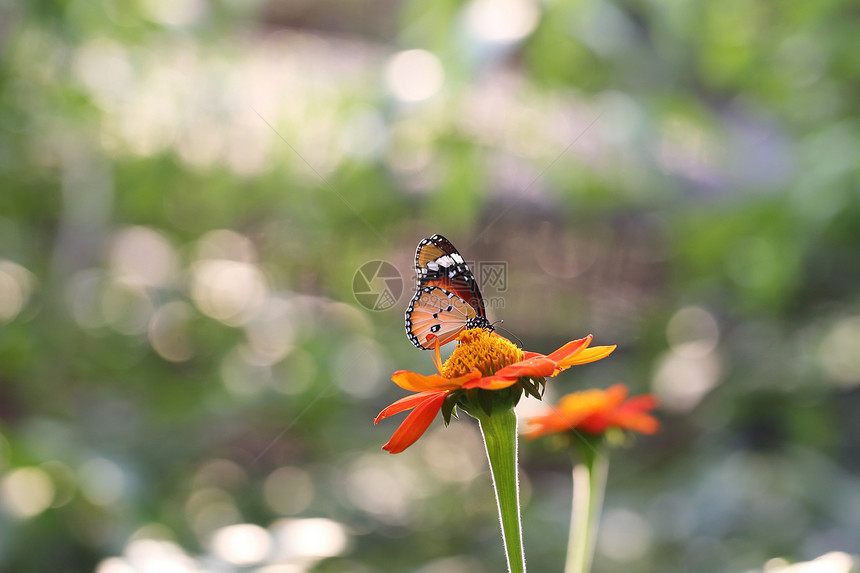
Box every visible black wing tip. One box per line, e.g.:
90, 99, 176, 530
428, 234, 454, 247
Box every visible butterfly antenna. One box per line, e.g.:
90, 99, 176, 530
493, 321, 524, 348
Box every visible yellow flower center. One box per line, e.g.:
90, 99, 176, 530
441, 329, 524, 378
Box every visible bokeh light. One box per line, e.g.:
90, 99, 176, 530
101, 279, 155, 335
123, 538, 197, 573
185, 487, 242, 542
242, 295, 298, 366
109, 226, 178, 287
79, 457, 127, 506
384, 50, 445, 102
191, 259, 268, 325
666, 306, 720, 358
210, 523, 272, 566
269, 518, 350, 561
598, 508, 652, 563
263, 466, 314, 516
148, 302, 195, 362
0, 261, 35, 323
464, 0, 540, 44
764, 552, 855, 573
141, 0, 208, 28
652, 348, 722, 413
818, 317, 860, 388
1, 467, 54, 518
345, 453, 421, 524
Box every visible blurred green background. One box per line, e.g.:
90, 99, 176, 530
2, 0, 860, 571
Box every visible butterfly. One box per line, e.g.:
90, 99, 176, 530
405, 234, 493, 349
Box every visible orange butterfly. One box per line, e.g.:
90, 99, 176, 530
405, 235, 493, 349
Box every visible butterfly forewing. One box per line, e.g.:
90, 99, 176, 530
414, 235, 459, 274
414, 234, 487, 320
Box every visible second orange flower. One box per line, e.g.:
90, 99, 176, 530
524, 384, 660, 440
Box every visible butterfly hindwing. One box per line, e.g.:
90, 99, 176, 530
405, 286, 478, 349
406, 235, 492, 350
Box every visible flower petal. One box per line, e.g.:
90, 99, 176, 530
622, 394, 659, 411
522, 411, 572, 439
522, 351, 546, 360
463, 374, 520, 391
391, 369, 479, 392
524, 384, 660, 439
380, 391, 448, 454
600, 383, 629, 406
611, 394, 660, 434
557, 386, 620, 413
494, 356, 558, 379
555, 344, 616, 370
578, 413, 613, 434
545, 336, 592, 363
612, 411, 660, 434
375, 391, 447, 424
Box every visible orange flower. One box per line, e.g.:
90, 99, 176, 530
523, 384, 659, 440
375, 329, 616, 453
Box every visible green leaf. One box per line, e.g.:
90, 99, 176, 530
441, 392, 459, 425
521, 378, 542, 400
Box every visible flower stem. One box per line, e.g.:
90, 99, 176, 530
566, 441, 608, 573
476, 408, 526, 573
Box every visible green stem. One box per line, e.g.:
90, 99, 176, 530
475, 408, 526, 573
565, 442, 608, 573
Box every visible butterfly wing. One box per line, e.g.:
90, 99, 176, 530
405, 286, 479, 349
414, 234, 488, 320
406, 234, 493, 349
